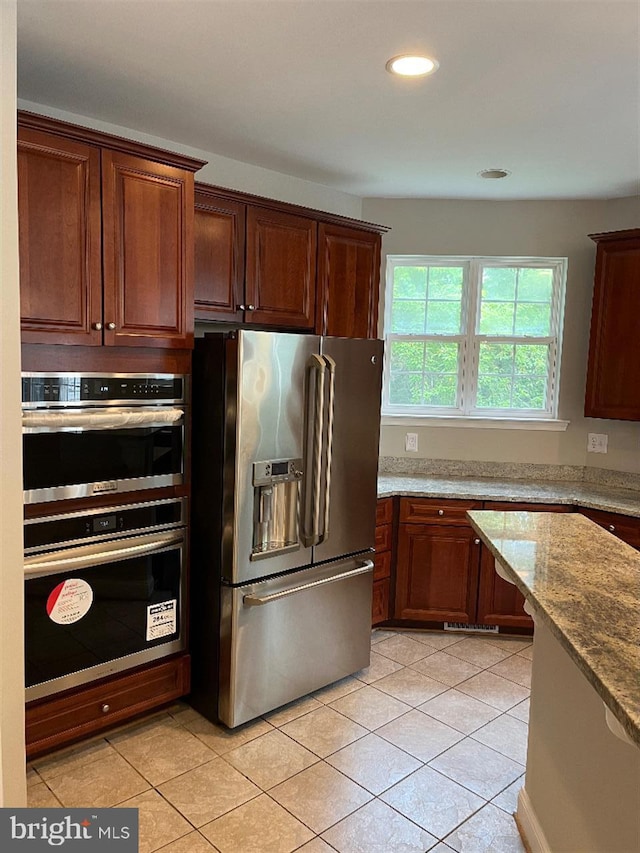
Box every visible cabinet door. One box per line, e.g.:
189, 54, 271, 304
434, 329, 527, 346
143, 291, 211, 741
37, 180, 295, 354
194, 192, 245, 322
585, 230, 640, 419
372, 579, 390, 625
476, 546, 533, 629
316, 223, 381, 338
395, 523, 480, 623
579, 507, 640, 549
102, 150, 194, 348
18, 128, 103, 345
245, 206, 317, 329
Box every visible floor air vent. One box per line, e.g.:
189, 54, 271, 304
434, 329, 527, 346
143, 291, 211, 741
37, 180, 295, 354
444, 622, 499, 633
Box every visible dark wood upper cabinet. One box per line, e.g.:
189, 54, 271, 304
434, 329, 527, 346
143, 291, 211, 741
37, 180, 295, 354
17, 112, 205, 349
246, 206, 317, 329
18, 128, 103, 346
585, 229, 640, 419
316, 223, 381, 338
194, 191, 245, 322
102, 151, 194, 348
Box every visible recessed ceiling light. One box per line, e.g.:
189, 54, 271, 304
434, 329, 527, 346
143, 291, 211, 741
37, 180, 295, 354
386, 55, 439, 77
478, 168, 511, 180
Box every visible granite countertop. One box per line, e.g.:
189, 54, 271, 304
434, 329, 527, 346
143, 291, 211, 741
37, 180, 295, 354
467, 510, 640, 747
377, 474, 640, 518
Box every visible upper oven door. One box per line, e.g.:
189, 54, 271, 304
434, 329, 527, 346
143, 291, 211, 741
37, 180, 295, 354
22, 407, 184, 504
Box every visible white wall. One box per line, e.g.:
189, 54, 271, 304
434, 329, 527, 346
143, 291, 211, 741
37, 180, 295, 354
363, 196, 640, 472
17, 100, 363, 220
0, 0, 27, 807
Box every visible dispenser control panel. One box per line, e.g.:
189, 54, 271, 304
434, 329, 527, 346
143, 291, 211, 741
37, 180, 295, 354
252, 459, 303, 486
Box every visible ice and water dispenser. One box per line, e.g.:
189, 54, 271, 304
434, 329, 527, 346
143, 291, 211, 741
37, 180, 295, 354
251, 459, 303, 559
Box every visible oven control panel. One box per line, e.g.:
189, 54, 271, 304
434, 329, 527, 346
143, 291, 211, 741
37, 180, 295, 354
22, 374, 185, 406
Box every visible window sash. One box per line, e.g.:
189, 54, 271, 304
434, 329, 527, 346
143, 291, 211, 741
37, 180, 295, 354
383, 256, 566, 419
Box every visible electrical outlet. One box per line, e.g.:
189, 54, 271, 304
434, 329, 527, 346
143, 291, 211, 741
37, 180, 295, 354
405, 432, 418, 452
587, 433, 608, 453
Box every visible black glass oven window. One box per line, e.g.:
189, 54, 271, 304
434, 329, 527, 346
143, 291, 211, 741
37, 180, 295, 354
25, 547, 181, 688
23, 425, 182, 490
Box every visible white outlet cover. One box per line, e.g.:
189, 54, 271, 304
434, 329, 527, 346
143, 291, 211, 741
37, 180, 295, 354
405, 432, 418, 452
587, 433, 608, 453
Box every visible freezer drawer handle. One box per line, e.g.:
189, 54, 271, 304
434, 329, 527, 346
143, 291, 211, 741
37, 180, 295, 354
243, 559, 374, 607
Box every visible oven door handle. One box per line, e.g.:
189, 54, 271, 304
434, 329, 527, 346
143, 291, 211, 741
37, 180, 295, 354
24, 531, 184, 577
22, 406, 184, 433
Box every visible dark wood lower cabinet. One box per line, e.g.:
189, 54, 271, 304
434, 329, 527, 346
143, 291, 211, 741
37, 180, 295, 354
476, 547, 532, 629
372, 579, 390, 625
26, 654, 190, 759
394, 523, 481, 623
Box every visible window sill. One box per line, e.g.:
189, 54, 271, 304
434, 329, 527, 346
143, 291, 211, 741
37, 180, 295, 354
380, 415, 570, 431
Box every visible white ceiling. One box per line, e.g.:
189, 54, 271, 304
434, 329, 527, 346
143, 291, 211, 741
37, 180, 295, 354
17, 0, 640, 200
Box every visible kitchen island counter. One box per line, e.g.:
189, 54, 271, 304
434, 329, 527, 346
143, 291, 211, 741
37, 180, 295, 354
468, 509, 640, 852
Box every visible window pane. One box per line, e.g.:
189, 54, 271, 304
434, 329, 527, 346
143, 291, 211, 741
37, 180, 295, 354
388, 372, 422, 405
482, 267, 516, 301
389, 341, 425, 372
478, 343, 515, 375
477, 342, 549, 410
428, 267, 464, 300
513, 377, 547, 409
518, 268, 553, 302
515, 302, 551, 335
476, 376, 512, 408
425, 341, 459, 373
391, 300, 425, 333
393, 266, 428, 299
479, 301, 515, 335
426, 301, 461, 333
423, 374, 457, 407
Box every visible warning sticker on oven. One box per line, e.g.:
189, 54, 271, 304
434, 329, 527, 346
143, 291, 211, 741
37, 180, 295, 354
46, 579, 94, 625
146, 600, 177, 642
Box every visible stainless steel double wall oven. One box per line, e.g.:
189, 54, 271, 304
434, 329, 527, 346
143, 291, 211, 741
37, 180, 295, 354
22, 373, 189, 701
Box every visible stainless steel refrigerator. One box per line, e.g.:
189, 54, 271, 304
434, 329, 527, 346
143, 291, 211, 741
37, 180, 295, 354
190, 330, 383, 727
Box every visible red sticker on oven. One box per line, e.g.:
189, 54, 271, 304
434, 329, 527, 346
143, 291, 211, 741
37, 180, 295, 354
46, 579, 94, 625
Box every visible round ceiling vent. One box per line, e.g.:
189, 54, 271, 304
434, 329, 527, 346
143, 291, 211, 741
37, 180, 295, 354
478, 168, 511, 179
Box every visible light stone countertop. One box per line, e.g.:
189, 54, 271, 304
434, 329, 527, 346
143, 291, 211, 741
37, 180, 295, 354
377, 474, 640, 518
467, 510, 640, 747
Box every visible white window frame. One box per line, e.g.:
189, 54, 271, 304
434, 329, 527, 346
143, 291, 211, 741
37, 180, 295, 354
382, 255, 568, 425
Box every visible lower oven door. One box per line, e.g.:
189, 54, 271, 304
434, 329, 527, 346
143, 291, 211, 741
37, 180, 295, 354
24, 530, 186, 701
219, 554, 373, 727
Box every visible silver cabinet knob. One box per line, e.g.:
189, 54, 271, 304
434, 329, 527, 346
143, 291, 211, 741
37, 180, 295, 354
106, 322, 116, 330
247, 304, 256, 311
101, 703, 110, 713
237, 304, 246, 311
438, 509, 444, 516
92, 322, 103, 331
608, 524, 615, 532
474, 538, 480, 545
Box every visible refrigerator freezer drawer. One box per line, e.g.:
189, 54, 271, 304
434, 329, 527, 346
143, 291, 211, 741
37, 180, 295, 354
219, 554, 374, 727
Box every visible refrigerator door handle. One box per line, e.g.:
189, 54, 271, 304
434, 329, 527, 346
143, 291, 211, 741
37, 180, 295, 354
302, 354, 326, 547
243, 559, 374, 607
318, 354, 336, 544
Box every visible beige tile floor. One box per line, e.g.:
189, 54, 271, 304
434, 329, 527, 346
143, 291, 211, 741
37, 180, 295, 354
27, 629, 532, 852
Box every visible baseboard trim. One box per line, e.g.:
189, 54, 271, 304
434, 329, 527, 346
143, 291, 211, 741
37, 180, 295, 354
516, 785, 551, 853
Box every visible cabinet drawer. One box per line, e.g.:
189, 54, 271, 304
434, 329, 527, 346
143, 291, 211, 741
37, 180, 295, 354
26, 655, 190, 758
373, 550, 391, 581
375, 523, 392, 552
580, 508, 640, 548
372, 578, 390, 625
376, 498, 393, 526
400, 497, 482, 525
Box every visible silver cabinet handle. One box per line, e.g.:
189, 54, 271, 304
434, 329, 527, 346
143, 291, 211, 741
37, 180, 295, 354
474, 538, 480, 545
302, 354, 326, 547
92, 322, 103, 331
243, 560, 374, 607
24, 531, 183, 577
438, 509, 445, 516
246, 304, 256, 311
318, 355, 336, 544
237, 304, 246, 311
106, 322, 116, 330
608, 524, 615, 532
101, 704, 110, 713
